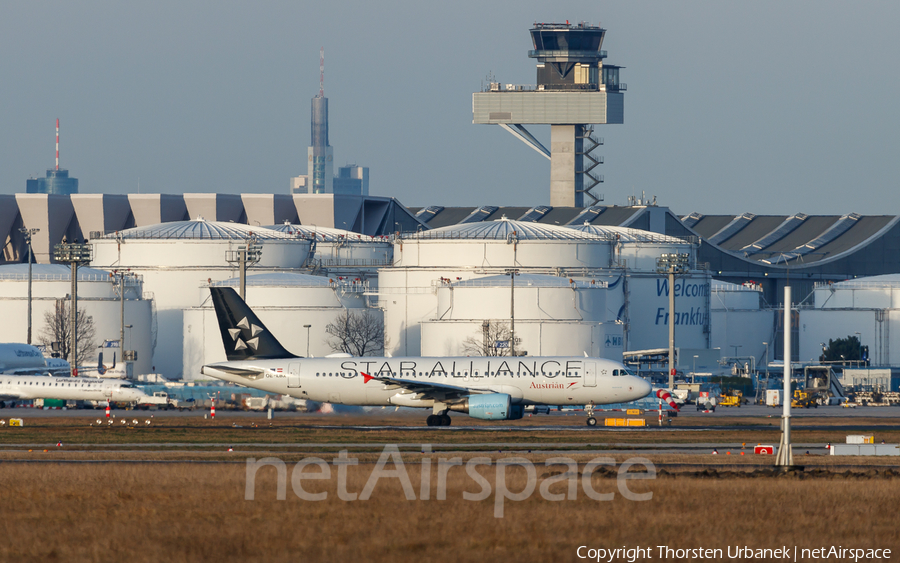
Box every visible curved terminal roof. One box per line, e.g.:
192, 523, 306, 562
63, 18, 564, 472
685, 212, 899, 266
265, 223, 383, 243
212, 272, 342, 288
0, 264, 117, 282
101, 219, 295, 241
413, 217, 604, 241
452, 273, 606, 289
567, 223, 691, 244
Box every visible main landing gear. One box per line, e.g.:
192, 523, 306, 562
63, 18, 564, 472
426, 414, 451, 427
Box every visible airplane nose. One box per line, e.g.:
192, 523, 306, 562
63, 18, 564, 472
633, 377, 652, 399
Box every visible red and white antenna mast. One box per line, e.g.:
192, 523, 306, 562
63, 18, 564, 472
55, 118, 59, 170
319, 47, 325, 98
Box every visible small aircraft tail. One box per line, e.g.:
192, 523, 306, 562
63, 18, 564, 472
209, 287, 297, 361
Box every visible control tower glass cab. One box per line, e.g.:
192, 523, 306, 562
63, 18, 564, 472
529, 23, 623, 92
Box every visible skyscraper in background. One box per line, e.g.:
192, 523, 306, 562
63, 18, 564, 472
26, 119, 78, 195
291, 49, 368, 196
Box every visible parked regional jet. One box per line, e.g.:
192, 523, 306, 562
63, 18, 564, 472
0, 343, 70, 375
0, 374, 149, 407
201, 288, 652, 426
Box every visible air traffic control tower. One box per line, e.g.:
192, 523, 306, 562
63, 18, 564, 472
473, 22, 624, 207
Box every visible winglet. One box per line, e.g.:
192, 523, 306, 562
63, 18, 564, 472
361, 372, 374, 384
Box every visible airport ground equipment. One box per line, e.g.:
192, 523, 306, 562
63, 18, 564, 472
803, 365, 846, 405
719, 389, 743, 407
696, 391, 717, 411
791, 389, 818, 409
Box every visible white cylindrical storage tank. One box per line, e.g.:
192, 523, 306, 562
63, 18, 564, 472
800, 275, 900, 367
380, 218, 614, 357
90, 219, 313, 379
434, 274, 607, 322
421, 320, 624, 359
266, 223, 393, 269
567, 224, 696, 272
623, 271, 712, 352
183, 273, 377, 380
0, 264, 153, 374
420, 273, 621, 359
394, 217, 613, 269
710, 280, 772, 366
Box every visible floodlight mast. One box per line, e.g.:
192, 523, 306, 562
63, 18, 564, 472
53, 240, 93, 376
225, 236, 263, 300
656, 253, 690, 391
20, 228, 39, 344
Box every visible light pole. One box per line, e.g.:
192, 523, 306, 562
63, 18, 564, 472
692, 355, 698, 385
53, 240, 93, 376
656, 252, 690, 390
20, 227, 39, 345
225, 235, 262, 300
762, 341, 769, 395
304, 324, 312, 357
505, 268, 519, 356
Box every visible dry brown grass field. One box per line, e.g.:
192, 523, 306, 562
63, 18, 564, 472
2, 414, 900, 561
1, 462, 898, 563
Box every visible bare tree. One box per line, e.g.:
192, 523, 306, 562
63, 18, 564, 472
39, 300, 97, 366
461, 320, 513, 357
325, 309, 386, 357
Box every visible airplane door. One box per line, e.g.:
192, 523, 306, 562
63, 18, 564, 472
585, 362, 597, 387
288, 363, 301, 388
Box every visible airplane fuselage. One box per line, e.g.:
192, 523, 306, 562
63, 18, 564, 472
0, 375, 148, 403
202, 356, 651, 408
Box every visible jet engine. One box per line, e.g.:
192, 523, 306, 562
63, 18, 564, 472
449, 393, 524, 420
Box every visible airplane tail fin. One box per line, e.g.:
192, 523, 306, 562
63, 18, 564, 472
209, 287, 297, 361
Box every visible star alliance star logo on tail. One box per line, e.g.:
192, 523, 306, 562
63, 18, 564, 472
228, 317, 265, 352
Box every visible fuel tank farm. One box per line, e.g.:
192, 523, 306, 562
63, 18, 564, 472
377, 217, 711, 358
90, 219, 312, 379
265, 222, 392, 277
420, 274, 620, 358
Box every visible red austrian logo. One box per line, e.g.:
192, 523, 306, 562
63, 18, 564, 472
530, 382, 578, 389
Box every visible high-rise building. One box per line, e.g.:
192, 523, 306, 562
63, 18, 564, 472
27, 119, 78, 195
291, 49, 369, 196
26, 169, 78, 195
333, 164, 369, 196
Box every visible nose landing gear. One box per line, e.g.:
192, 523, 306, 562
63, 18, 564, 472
585, 401, 597, 427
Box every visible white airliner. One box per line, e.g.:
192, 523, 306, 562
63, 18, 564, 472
0, 374, 149, 407
0, 343, 70, 375
201, 287, 652, 426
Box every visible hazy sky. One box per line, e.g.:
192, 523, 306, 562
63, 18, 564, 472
2, 1, 898, 215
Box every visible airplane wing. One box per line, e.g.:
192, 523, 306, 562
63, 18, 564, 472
0, 392, 23, 400
2, 368, 53, 376
361, 372, 492, 402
